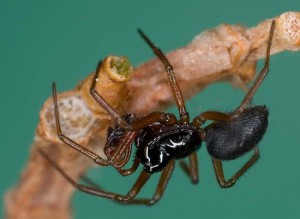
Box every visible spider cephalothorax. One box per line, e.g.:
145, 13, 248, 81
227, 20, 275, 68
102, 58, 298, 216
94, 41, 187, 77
135, 120, 202, 173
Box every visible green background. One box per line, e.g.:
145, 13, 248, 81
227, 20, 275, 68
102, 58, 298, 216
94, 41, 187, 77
1, 1, 299, 219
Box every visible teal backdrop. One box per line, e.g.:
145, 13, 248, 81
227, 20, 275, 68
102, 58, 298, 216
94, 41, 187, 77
1, 1, 299, 219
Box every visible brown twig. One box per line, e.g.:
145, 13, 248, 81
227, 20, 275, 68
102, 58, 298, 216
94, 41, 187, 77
5, 12, 300, 219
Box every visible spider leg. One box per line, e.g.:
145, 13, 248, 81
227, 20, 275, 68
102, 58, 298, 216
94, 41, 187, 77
54, 70, 178, 172
80, 174, 104, 189
110, 151, 141, 176
129, 111, 178, 130
90, 61, 129, 128
53, 88, 139, 175
117, 156, 141, 176
38, 149, 150, 202
201, 22, 274, 187
80, 157, 140, 190
121, 160, 175, 205
105, 131, 137, 168
179, 152, 199, 184
196, 111, 232, 124
233, 20, 275, 118
212, 147, 259, 188
52, 82, 109, 166
138, 29, 189, 122
91, 62, 178, 130
193, 21, 275, 125
197, 112, 260, 188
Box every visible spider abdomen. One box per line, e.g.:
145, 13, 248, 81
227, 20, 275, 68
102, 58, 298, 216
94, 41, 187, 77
136, 123, 202, 174
206, 106, 269, 160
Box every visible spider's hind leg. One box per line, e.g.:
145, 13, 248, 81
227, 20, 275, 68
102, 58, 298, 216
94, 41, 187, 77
212, 147, 260, 188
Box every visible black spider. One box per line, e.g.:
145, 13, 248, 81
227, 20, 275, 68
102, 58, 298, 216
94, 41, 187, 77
39, 20, 275, 205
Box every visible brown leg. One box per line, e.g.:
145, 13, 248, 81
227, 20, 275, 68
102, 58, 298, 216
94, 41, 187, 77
79, 157, 140, 190
38, 148, 150, 202
105, 131, 137, 168
138, 30, 189, 122
54, 81, 140, 176
138, 21, 274, 123
233, 20, 275, 118
212, 147, 260, 188
90, 62, 179, 130
122, 160, 175, 205
80, 175, 104, 188
52, 82, 110, 166
193, 20, 275, 126
54, 79, 177, 173
115, 156, 141, 176
128, 112, 178, 130
90, 61, 129, 128
193, 111, 232, 129
179, 152, 199, 184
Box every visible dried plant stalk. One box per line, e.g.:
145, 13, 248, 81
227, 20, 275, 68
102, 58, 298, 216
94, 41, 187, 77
5, 12, 300, 219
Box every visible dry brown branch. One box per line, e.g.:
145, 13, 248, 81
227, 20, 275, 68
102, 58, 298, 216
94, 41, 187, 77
5, 12, 300, 219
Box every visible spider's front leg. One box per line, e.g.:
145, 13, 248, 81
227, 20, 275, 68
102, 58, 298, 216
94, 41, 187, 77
90, 61, 178, 131
52, 80, 140, 177
52, 82, 110, 167
103, 128, 139, 176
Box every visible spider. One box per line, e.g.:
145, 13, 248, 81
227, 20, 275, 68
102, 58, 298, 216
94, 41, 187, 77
39, 20, 275, 205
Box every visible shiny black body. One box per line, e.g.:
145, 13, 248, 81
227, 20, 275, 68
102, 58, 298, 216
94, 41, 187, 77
105, 105, 268, 174
135, 122, 202, 173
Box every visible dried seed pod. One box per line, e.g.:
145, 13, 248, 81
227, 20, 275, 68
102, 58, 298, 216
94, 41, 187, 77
276, 12, 300, 50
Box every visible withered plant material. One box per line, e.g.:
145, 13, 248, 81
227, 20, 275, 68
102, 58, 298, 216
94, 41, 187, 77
5, 12, 300, 219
